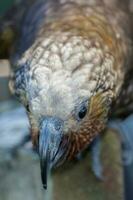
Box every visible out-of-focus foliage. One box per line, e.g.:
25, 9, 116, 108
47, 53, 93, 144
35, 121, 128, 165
0, 0, 36, 59
0, 0, 16, 16
0, 0, 16, 58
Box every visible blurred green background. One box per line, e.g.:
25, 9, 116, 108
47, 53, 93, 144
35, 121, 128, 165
0, 0, 16, 16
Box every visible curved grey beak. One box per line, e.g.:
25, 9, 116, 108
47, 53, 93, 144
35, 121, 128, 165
39, 117, 64, 189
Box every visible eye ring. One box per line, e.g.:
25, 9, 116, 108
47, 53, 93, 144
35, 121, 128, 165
78, 105, 87, 119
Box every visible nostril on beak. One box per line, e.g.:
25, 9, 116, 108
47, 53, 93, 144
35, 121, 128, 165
51, 119, 63, 131
54, 120, 62, 131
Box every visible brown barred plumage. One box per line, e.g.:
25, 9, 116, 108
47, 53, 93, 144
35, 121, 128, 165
59, 92, 110, 163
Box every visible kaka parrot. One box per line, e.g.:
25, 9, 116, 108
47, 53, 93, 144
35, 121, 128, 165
8, 0, 133, 188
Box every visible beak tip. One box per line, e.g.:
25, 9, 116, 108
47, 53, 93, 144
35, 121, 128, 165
43, 184, 47, 190
39, 117, 64, 189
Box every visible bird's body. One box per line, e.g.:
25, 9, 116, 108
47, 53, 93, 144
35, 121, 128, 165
10, 0, 133, 187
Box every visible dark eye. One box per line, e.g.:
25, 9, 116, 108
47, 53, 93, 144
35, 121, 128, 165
78, 106, 87, 119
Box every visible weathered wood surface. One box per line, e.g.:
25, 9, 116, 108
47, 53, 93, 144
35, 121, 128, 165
0, 60, 11, 101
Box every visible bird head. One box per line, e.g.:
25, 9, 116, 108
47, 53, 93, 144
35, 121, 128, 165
11, 16, 123, 188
